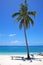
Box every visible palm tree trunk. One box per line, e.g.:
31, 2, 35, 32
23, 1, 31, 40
24, 24, 30, 59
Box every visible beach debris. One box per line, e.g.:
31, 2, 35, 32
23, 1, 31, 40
38, 52, 43, 56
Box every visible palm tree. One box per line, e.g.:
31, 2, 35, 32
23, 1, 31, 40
12, 0, 36, 59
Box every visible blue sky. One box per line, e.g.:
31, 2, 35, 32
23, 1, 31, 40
0, 0, 43, 46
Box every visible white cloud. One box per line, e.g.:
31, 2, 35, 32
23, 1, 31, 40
11, 40, 21, 44
9, 34, 16, 37
10, 40, 24, 46
0, 33, 16, 37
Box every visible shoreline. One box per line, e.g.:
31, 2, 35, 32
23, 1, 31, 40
0, 52, 43, 55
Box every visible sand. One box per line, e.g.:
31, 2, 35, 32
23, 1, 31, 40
0, 54, 43, 65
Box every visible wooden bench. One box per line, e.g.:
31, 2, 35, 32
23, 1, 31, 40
11, 56, 25, 60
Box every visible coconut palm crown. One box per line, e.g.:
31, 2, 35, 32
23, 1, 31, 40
12, 0, 36, 59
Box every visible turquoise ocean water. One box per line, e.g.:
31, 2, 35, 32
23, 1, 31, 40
0, 46, 43, 54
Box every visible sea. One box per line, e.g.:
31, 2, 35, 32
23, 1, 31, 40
0, 46, 43, 54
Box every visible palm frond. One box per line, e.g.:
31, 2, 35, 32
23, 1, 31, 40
24, 0, 26, 4
12, 12, 20, 17
28, 16, 34, 26
28, 11, 36, 17
14, 15, 22, 23
20, 3, 28, 16
19, 19, 24, 29
25, 20, 30, 29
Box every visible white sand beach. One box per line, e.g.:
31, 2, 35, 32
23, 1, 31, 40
0, 54, 43, 65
